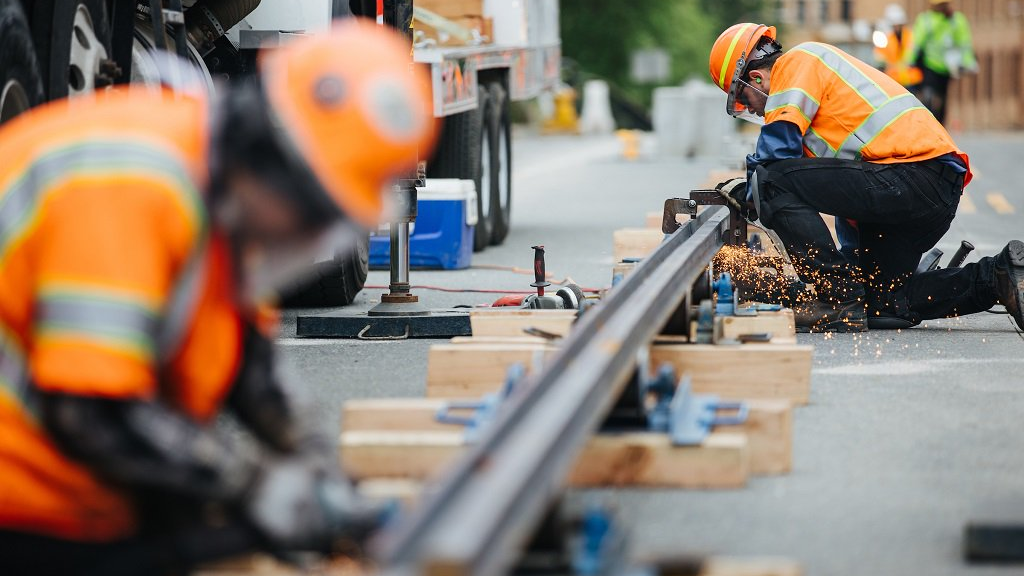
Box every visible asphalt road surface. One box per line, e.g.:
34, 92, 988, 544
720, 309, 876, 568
278, 130, 1024, 576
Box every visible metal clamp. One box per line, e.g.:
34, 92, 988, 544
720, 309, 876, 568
436, 364, 525, 442
645, 367, 748, 446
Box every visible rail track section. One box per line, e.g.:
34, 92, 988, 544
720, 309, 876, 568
372, 206, 731, 576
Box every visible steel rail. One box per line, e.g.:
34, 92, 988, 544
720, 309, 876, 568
373, 206, 729, 576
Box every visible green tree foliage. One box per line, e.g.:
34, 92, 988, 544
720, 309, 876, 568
560, 0, 768, 107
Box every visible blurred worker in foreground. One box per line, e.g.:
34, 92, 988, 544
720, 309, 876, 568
0, 21, 435, 576
906, 0, 977, 124
708, 23, 1024, 333
873, 4, 923, 91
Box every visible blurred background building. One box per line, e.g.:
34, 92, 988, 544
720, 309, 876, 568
773, 0, 1024, 130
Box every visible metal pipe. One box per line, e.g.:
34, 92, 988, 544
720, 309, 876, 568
374, 207, 730, 576
391, 222, 411, 287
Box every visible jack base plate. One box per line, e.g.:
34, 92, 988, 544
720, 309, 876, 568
296, 309, 471, 339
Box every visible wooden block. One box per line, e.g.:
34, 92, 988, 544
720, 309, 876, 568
568, 432, 748, 488
357, 478, 423, 508
715, 309, 796, 344
449, 335, 552, 345
650, 344, 812, 404
613, 260, 638, 284
343, 397, 791, 476
723, 400, 792, 475
343, 398, 452, 433
645, 210, 662, 228
702, 557, 802, 576
469, 309, 576, 338
341, 431, 464, 480
613, 228, 664, 262
425, 343, 556, 397
340, 430, 748, 489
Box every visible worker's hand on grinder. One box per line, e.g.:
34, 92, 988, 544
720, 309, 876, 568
715, 178, 756, 219
245, 456, 387, 554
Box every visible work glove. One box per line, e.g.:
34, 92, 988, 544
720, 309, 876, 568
245, 457, 386, 554
715, 178, 756, 219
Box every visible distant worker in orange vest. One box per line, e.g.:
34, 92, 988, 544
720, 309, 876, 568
0, 21, 435, 576
873, 4, 923, 90
708, 23, 1023, 333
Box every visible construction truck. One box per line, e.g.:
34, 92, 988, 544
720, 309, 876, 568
0, 0, 560, 305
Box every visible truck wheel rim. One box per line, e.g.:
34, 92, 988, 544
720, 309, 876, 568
0, 80, 30, 123
498, 121, 510, 213
68, 4, 108, 97
481, 131, 492, 218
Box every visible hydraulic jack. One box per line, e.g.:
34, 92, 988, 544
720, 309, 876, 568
295, 176, 472, 339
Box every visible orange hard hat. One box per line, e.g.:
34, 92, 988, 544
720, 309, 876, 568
709, 23, 778, 123
260, 20, 437, 228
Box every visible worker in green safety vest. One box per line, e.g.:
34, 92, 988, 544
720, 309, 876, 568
905, 0, 977, 124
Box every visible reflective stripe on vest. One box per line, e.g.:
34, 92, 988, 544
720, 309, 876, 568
792, 45, 927, 161
765, 88, 820, 124
794, 43, 889, 108
803, 128, 835, 158
0, 141, 208, 415
836, 93, 925, 160
0, 327, 36, 418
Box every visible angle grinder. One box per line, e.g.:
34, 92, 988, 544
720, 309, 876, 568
492, 245, 586, 310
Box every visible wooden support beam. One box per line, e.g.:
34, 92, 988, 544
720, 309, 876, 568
340, 430, 749, 489
715, 309, 796, 345
613, 228, 665, 262
701, 557, 802, 576
425, 343, 556, 397
342, 397, 791, 475
650, 344, 812, 404
469, 309, 577, 338
613, 260, 638, 284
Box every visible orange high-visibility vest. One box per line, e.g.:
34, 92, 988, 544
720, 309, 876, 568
0, 90, 244, 541
765, 42, 971, 185
875, 29, 924, 87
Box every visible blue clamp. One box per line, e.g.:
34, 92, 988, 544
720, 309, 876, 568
572, 505, 623, 576
435, 364, 524, 442
645, 365, 748, 446
713, 272, 736, 316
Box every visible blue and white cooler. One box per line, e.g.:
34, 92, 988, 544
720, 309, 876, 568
369, 179, 478, 270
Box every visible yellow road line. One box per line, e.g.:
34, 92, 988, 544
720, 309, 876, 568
986, 192, 1016, 215
959, 193, 977, 214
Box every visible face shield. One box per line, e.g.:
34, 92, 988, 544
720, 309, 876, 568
724, 38, 780, 126
726, 77, 770, 125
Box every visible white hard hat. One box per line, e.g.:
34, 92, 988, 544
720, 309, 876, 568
884, 4, 908, 26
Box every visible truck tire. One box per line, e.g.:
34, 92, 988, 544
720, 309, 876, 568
487, 81, 512, 245
427, 86, 493, 252
32, 0, 112, 101
279, 233, 370, 308
0, 0, 43, 124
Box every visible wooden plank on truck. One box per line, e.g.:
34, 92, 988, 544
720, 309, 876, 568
650, 344, 813, 404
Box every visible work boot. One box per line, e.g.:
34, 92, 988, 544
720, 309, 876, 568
794, 298, 867, 333
994, 240, 1024, 331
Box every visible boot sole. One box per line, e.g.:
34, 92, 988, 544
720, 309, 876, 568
1007, 240, 1024, 330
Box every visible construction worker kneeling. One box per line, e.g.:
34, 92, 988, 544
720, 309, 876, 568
0, 21, 435, 576
709, 23, 1024, 334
